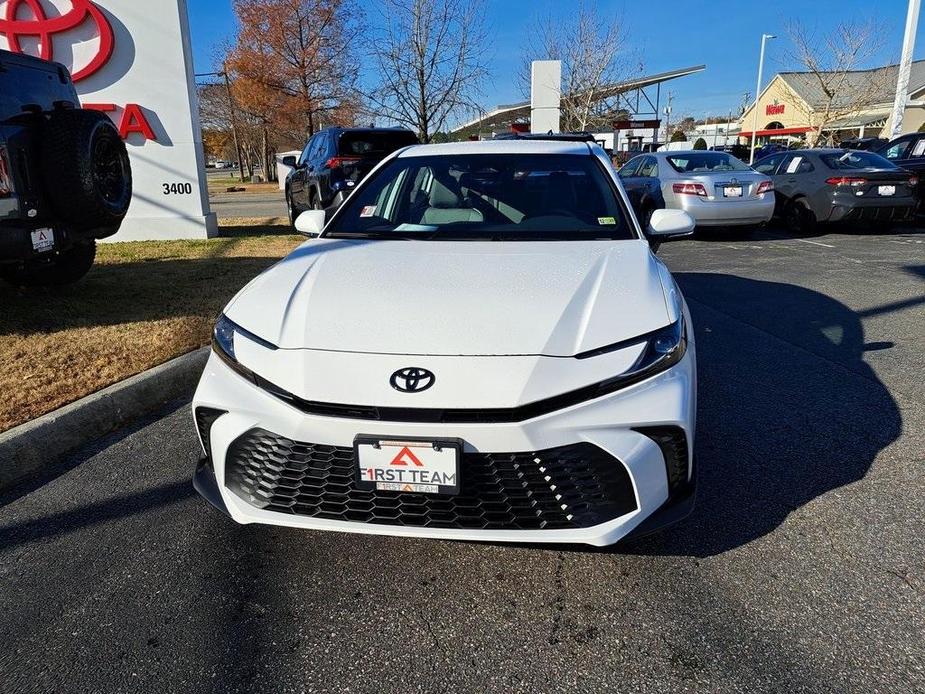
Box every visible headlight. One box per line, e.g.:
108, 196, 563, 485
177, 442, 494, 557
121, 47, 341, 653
212, 314, 277, 381
575, 317, 687, 393
626, 318, 686, 379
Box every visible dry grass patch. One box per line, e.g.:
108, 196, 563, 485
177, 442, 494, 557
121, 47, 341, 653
0, 234, 303, 432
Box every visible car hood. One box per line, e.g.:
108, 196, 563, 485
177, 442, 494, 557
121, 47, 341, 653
225, 238, 671, 357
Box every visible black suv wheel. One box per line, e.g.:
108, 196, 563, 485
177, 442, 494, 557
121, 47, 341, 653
0, 240, 97, 286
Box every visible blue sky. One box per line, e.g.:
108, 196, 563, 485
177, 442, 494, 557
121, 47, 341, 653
188, 0, 925, 122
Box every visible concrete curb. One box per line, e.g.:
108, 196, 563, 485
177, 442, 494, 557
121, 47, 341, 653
0, 347, 209, 491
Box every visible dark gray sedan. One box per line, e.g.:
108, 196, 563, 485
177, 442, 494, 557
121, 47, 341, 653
753, 149, 918, 233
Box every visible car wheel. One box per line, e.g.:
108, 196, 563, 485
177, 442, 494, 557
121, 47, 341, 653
785, 198, 816, 235
0, 240, 97, 286
286, 192, 297, 228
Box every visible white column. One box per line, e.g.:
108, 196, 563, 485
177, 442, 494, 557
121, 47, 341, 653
530, 60, 561, 134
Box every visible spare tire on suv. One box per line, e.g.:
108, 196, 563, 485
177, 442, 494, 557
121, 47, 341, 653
41, 109, 133, 231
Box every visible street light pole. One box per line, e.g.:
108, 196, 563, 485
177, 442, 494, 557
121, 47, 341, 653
195, 67, 247, 183
750, 33, 776, 164
889, 0, 922, 139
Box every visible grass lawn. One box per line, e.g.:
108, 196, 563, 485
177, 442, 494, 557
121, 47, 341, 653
0, 233, 303, 432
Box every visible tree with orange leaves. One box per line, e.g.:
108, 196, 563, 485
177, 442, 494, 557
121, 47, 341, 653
229, 0, 363, 140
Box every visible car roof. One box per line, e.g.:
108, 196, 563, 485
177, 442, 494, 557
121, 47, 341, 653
322, 127, 417, 135
653, 150, 727, 157
396, 140, 593, 157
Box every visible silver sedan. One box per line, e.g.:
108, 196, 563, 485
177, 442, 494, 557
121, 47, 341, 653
620, 151, 775, 230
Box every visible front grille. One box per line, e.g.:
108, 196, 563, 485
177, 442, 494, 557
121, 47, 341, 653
224, 429, 637, 530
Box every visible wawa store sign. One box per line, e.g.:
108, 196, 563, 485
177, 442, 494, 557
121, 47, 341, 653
0, 0, 217, 240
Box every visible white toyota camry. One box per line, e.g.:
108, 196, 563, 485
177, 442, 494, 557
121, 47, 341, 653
192, 139, 698, 546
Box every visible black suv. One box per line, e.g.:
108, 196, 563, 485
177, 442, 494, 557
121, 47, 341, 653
0, 50, 132, 285
284, 127, 417, 227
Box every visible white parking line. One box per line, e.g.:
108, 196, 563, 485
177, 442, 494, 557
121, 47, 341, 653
795, 238, 836, 248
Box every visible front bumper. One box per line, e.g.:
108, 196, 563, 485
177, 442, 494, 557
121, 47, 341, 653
677, 195, 775, 227
192, 344, 697, 547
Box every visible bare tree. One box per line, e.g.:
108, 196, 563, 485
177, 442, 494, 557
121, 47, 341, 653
520, 3, 638, 132
366, 0, 490, 143
781, 19, 887, 146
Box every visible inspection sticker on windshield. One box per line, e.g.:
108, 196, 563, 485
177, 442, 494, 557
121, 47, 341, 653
598, 216, 617, 225
355, 437, 461, 495
30, 228, 54, 252
360, 205, 377, 218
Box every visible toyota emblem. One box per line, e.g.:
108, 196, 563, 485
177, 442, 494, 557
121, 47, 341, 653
390, 367, 435, 393
0, 0, 115, 83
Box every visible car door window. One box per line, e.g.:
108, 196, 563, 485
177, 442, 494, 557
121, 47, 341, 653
754, 153, 785, 175
619, 157, 642, 178
309, 134, 328, 166
882, 140, 911, 161
298, 137, 315, 167
911, 138, 925, 158
780, 154, 814, 174
638, 156, 659, 178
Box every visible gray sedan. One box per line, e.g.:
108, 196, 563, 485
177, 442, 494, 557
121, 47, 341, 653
753, 149, 918, 234
619, 151, 774, 232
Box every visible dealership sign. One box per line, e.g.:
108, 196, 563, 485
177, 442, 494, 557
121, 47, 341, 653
0, 0, 216, 240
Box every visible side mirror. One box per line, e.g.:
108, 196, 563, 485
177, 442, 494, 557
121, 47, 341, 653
294, 210, 326, 237
646, 209, 695, 239
281, 155, 297, 168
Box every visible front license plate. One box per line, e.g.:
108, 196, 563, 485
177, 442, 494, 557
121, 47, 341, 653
878, 185, 896, 196
724, 186, 743, 197
30, 228, 54, 252
355, 436, 462, 495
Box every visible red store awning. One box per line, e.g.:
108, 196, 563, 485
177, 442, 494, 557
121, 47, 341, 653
737, 126, 814, 138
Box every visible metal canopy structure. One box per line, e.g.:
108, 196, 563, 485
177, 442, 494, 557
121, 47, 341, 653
452, 64, 706, 135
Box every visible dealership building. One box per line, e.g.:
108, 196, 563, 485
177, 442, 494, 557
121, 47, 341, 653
739, 61, 925, 144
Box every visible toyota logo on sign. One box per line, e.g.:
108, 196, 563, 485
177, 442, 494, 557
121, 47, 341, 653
390, 368, 436, 393
0, 0, 115, 82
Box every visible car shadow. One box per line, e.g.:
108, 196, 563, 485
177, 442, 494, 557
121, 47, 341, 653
619, 273, 902, 557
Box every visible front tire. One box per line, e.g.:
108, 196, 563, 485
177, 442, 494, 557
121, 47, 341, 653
0, 240, 97, 286
286, 191, 298, 229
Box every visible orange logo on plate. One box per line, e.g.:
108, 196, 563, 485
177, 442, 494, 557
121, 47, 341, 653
390, 446, 423, 467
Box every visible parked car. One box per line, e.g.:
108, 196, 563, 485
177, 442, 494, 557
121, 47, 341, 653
284, 127, 418, 228
839, 137, 887, 152
193, 139, 698, 547
620, 150, 774, 233
616, 153, 666, 226
0, 50, 132, 286
753, 143, 789, 160
710, 143, 751, 161
753, 148, 917, 233
877, 133, 925, 207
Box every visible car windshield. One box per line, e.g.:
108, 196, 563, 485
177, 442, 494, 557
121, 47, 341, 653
820, 151, 897, 170
666, 152, 752, 173
324, 153, 635, 241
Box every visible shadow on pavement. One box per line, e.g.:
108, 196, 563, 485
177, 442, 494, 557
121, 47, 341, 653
624, 273, 902, 557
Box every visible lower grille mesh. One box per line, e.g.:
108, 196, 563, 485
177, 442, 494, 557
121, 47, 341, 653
224, 429, 637, 530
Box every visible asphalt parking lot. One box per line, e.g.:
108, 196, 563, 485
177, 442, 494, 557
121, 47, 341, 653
1, 225, 923, 693
210, 190, 288, 220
